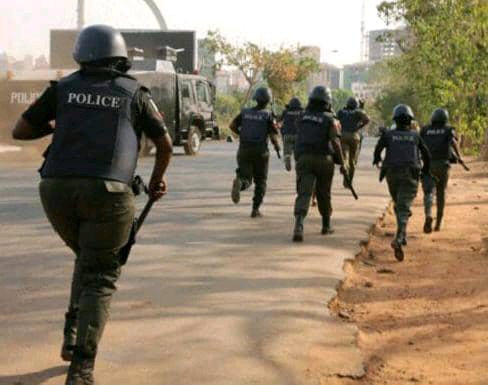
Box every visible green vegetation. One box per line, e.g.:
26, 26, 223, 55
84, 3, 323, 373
375, 0, 488, 151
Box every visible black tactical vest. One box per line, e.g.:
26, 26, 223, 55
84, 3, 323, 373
239, 108, 271, 146
421, 125, 452, 162
41, 70, 139, 184
295, 111, 331, 157
338, 108, 359, 133
383, 129, 421, 169
281, 109, 303, 136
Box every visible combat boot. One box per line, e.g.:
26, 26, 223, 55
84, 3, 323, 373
434, 217, 442, 231
292, 215, 304, 242
65, 354, 96, 385
423, 216, 433, 234
61, 311, 77, 361
391, 239, 404, 262
231, 177, 241, 204
251, 207, 262, 218
284, 156, 292, 171
321, 216, 334, 235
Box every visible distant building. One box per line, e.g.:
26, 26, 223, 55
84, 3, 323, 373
0, 52, 7, 73
351, 81, 381, 100
34, 55, 49, 70
368, 28, 406, 63
197, 40, 216, 83
342, 62, 370, 91
215, 69, 248, 94
307, 63, 342, 91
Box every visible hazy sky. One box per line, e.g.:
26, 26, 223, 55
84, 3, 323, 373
0, 0, 389, 66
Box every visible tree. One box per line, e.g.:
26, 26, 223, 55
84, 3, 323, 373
375, 0, 488, 151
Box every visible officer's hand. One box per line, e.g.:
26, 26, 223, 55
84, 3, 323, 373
149, 177, 167, 201
340, 165, 347, 175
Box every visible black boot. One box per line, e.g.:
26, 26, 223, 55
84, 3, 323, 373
292, 215, 304, 242
423, 216, 433, 234
65, 353, 96, 385
434, 216, 442, 231
321, 216, 334, 235
251, 207, 262, 218
61, 311, 77, 362
391, 238, 404, 262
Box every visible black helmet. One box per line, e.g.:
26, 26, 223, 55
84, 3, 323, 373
286, 97, 302, 109
73, 25, 128, 64
431, 108, 449, 125
392, 104, 414, 125
346, 96, 359, 109
252, 87, 271, 105
309, 85, 332, 104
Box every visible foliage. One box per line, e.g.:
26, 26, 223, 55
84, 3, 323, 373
375, 0, 488, 149
201, 31, 319, 107
331, 89, 354, 113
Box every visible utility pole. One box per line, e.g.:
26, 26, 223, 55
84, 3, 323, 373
360, 0, 368, 62
77, 0, 85, 29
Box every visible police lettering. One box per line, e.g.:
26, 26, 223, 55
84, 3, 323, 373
302, 114, 324, 124
425, 128, 446, 135
392, 134, 415, 142
243, 112, 266, 121
67, 93, 121, 108
10, 91, 41, 104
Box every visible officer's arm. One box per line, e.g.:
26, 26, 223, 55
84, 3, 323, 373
150, 133, 172, 196
373, 134, 386, 165
12, 83, 56, 140
269, 115, 281, 151
358, 111, 370, 129
330, 119, 345, 167
229, 114, 241, 136
418, 136, 431, 173
450, 128, 463, 161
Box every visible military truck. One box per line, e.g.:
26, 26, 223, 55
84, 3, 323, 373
0, 59, 218, 155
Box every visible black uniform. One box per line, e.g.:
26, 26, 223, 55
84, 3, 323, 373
22, 67, 167, 369
230, 106, 279, 213
420, 124, 456, 229
281, 101, 303, 170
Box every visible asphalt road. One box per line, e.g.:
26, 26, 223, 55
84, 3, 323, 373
0, 138, 389, 385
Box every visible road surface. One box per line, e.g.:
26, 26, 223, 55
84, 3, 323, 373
0, 139, 389, 385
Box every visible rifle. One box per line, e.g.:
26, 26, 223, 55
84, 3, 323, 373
118, 176, 156, 265
341, 169, 359, 200
456, 157, 470, 171
270, 90, 281, 160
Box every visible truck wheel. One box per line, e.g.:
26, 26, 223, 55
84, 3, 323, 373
184, 126, 201, 155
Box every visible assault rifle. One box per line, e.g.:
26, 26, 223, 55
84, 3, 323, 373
455, 156, 470, 171
341, 169, 359, 200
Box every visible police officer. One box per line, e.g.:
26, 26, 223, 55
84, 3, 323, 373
280, 96, 303, 171
337, 96, 370, 187
12, 25, 173, 385
230, 87, 281, 217
373, 104, 430, 261
292, 85, 346, 242
420, 108, 463, 232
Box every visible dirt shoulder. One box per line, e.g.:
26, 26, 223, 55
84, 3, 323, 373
330, 159, 488, 385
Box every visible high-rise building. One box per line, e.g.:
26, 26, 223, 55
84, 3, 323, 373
368, 28, 406, 63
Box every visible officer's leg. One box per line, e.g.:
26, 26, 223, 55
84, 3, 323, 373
315, 156, 335, 234
69, 180, 135, 383
39, 179, 81, 362
293, 155, 315, 241
435, 166, 449, 231
251, 151, 270, 216
349, 138, 361, 182
396, 170, 419, 246
341, 138, 351, 187
421, 174, 435, 233
232, 148, 253, 204
284, 135, 293, 171
386, 171, 405, 260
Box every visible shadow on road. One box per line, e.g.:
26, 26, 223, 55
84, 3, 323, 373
0, 365, 66, 385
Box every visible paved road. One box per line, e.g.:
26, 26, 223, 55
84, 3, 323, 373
0, 139, 389, 385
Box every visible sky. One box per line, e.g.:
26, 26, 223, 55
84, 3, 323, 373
0, 0, 389, 67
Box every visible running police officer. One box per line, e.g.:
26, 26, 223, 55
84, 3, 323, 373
12, 25, 173, 385
420, 108, 463, 232
373, 104, 430, 261
337, 96, 370, 187
292, 85, 346, 242
230, 87, 281, 217
280, 96, 303, 171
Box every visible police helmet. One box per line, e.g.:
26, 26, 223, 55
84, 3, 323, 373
392, 104, 414, 125
73, 25, 128, 64
286, 97, 302, 109
431, 108, 449, 125
346, 96, 359, 109
309, 86, 332, 104
252, 87, 272, 105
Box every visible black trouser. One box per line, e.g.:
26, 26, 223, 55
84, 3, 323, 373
422, 162, 449, 221
294, 153, 335, 218
236, 145, 270, 209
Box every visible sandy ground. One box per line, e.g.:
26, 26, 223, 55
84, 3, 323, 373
329, 159, 488, 385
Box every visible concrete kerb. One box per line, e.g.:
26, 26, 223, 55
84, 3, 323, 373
327, 199, 392, 379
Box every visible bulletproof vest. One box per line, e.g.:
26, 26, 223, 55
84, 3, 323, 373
338, 108, 360, 133
295, 110, 331, 156
421, 125, 452, 162
41, 70, 139, 184
281, 109, 303, 136
239, 108, 271, 145
383, 129, 421, 169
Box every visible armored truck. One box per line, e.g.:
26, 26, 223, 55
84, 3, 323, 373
0, 60, 218, 155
